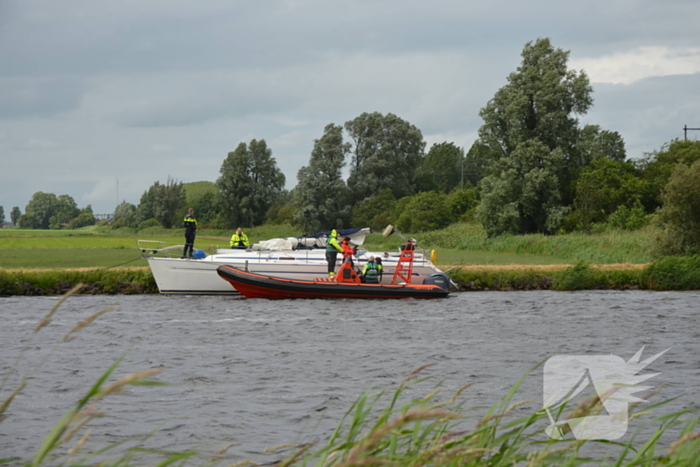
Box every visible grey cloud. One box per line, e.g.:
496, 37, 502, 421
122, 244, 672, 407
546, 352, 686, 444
0, 77, 84, 119
584, 73, 700, 157
4, 0, 698, 81
2, 0, 698, 214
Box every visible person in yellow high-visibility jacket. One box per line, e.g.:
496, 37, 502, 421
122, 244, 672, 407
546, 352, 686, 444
230, 227, 250, 249
325, 229, 343, 277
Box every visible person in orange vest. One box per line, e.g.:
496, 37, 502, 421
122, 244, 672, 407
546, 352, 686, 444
340, 236, 355, 266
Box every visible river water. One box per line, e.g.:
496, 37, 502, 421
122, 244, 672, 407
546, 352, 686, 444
1, 291, 698, 464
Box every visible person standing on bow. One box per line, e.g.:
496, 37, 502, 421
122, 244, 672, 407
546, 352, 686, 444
230, 227, 250, 249
325, 229, 343, 277
183, 208, 197, 258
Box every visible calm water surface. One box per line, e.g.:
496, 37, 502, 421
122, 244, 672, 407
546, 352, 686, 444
1, 291, 698, 463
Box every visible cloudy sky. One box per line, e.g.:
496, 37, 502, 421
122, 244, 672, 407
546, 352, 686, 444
1, 0, 699, 215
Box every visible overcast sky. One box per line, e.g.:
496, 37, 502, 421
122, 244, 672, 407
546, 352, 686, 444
1, 0, 699, 215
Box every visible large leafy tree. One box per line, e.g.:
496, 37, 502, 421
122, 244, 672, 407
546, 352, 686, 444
0, 206, 4, 225
448, 188, 479, 221
351, 188, 397, 232
415, 142, 463, 193
462, 141, 491, 188
10, 207, 20, 226
345, 112, 425, 201
217, 139, 286, 228
183, 181, 221, 227
20, 192, 61, 229
49, 195, 81, 229
133, 178, 185, 228
477, 140, 566, 236
476, 38, 604, 235
571, 158, 648, 228
578, 125, 627, 164
66, 211, 96, 229
479, 38, 593, 164
112, 201, 137, 228
294, 124, 352, 232
653, 159, 700, 256
18, 192, 82, 229
395, 191, 453, 233
637, 139, 700, 211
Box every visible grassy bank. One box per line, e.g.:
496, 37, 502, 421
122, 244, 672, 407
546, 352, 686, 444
0, 267, 156, 296
412, 222, 655, 264
0, 222, 654, 269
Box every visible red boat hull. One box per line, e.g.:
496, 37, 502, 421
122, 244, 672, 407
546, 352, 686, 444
216, 265, 450, 299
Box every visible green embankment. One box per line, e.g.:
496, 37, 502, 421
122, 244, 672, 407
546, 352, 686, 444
0, 267, 157, 296
2, 223, 699, 294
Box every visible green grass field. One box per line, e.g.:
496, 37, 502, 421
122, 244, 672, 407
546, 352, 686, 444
0, 222, 654, 269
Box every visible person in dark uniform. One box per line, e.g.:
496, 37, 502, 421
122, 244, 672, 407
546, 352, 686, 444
183, 208, 197, 258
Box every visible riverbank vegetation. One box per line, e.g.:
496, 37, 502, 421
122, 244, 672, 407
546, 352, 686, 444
3, 293, 699, 465
0, 267, 155, 296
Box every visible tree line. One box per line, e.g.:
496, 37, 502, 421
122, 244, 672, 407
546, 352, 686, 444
4, 38, 700, 256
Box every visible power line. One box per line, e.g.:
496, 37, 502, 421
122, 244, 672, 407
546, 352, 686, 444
684, 125, 700, 141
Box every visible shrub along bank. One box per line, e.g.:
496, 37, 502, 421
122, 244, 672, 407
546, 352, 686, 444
2, 257, 700, 296
450, 257, 700, 291
0, 267, 157, 296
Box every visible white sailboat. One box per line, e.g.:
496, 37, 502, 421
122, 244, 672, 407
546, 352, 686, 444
140, 227, 447, 295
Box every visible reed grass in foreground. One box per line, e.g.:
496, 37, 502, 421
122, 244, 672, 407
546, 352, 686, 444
2, 290, 699, 466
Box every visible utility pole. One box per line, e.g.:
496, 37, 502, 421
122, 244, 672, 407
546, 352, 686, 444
684, 124, 700, 140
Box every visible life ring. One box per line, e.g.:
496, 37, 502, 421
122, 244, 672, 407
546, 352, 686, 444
430, 249, 437, 264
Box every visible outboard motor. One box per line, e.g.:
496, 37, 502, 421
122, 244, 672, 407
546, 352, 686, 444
422, 272, 451, 291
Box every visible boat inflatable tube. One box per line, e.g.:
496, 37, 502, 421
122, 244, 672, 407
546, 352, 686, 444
192, 249, 207, 259
422, 272, 451, 291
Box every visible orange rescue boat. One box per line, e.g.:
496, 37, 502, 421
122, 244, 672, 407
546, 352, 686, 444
216, 240, 451, 299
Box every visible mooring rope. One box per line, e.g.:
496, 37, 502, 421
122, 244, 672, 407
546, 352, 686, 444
101, 256, 144, 270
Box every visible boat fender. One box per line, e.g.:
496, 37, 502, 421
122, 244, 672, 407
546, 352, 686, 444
192, 249, 207, 259
422, 272, 450, 291
430, 249, 437, 264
